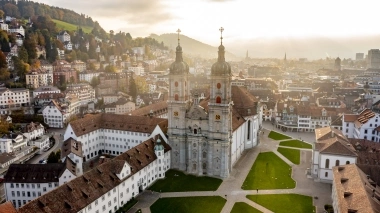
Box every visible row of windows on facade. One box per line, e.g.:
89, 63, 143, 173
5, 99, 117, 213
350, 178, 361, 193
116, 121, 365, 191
10, 182, 58, 189
76, 130, 149, 137
325, 159, 350, 168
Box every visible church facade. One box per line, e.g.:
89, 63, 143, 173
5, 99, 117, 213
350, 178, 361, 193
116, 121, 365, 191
167, 31, 262, 178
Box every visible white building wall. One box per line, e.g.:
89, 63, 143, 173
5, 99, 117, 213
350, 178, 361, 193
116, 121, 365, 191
42, 105, 64, 128
5, 182, 59, 208
318, 154, 356, 182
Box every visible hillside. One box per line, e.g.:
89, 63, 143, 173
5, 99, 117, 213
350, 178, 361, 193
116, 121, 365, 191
150, 33, 239, 60
53, 19, 93, 34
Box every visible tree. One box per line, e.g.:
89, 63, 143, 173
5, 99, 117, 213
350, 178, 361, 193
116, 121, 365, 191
88, 62, 96, 70
0, 68, 10, 81
47, 150, 59, 163
129, 75, 137, 101
90, 76, 99, 88
0, 50, 7, 69
0, 10, 4, 19
135, 75, 148, 94
105, 65, 116, 73
18, 46, 29, 63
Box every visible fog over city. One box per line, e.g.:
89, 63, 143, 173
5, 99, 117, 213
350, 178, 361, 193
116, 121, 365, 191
36, 0, 380, 59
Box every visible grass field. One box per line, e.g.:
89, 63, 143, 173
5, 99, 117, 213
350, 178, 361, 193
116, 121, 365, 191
277, 147, 300, 164
53, 19, 93, 33
150, 196, 226, 213
231, 202, 262, 213
279, 140, 312, 149
148, 169, 222, 192
268, 131, 292, 140
242, 152, 296, 190
247, 194, 316, 213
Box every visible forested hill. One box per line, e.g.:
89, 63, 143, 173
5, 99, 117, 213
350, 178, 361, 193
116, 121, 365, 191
0, 0, 107, 38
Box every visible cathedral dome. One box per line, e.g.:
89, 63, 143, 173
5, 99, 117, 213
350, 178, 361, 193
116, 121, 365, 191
211, 44, 231, 76
169, 44, 189, 75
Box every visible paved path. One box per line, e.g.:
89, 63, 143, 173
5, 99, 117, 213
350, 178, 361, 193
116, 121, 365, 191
131, 127, 332, 213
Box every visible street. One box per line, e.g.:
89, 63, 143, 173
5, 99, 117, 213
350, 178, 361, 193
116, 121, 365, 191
27, 128, 65, 164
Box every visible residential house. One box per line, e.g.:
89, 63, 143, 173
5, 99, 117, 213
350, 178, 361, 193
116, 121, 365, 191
66, 83, 96, 106
32, 86, 60, 99
56, 31, 71, 43
26, 69, 53, 89
104, 98, 135, 115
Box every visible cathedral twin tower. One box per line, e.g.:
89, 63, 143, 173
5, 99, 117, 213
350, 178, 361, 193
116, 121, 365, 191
167, 28, 260, 179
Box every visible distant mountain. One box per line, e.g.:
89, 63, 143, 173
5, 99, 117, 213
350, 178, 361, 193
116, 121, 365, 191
149, 33, 239, 60
227, 35, 380, 60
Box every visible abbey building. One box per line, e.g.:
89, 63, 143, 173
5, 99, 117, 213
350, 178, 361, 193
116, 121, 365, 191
167, 31, 262, 178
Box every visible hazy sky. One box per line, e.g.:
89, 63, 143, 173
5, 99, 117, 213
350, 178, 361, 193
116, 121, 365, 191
37, 0, 379, 45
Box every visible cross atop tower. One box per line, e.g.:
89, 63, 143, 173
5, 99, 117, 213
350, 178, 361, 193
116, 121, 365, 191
219, 27, 224, 45
176, 29, 181, 45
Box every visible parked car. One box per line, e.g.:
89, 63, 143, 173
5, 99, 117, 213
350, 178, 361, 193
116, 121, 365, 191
39, 159, 45, 163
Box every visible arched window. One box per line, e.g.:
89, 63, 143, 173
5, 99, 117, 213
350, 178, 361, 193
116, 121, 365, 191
194, 129, 197, 134
174, 94, 179, 101
346, 161, 350, 165
325, 159, 330, 168
203, 152, 207, 158
216, 96, 221, 104
247, 120, 251, 140
335, 160, 340, 166
203, 163, 207, 169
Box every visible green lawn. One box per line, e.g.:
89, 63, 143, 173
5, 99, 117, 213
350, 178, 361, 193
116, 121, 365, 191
231, 202, 262, 213
242, 152, 296, 190
53, 19, 93, 34
148, 169, 222, 192
277, 147, 300, 165
150, 196, 226, 213
279, 140, 312, 149
268, 131, 292, 140
247, 194, 316, 213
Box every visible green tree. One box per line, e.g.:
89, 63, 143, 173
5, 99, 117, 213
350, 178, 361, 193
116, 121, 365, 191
88, 62, 96, 70
90, 76, 99, 88
0, 10, 4, 19
129, 75, 137, 101
47, 151, 59, 163
135, 75, 148, 94
105, 65, 116, 73
18, 46, 29, 63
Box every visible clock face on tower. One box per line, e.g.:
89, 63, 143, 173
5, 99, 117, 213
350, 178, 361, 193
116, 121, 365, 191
174, 111, 179, 116
215, 114, 221, 120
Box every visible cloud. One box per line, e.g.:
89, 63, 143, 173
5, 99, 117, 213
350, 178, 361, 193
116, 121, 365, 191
45, 0, 174, 25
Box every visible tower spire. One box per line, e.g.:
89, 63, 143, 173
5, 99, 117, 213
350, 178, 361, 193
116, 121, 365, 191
176, 28, 181, 46
175, 29, 183, 62
219, 27, 224, 45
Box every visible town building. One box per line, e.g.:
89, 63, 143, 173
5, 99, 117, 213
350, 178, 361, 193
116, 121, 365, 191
42, 95, 80, 128
66, 83, 96, 106
71, 60, 86, 72
104, 98, 135, 115
0, 88, 30, 114
167, 35, 262, 179
25, 69, 53, 89
311, 127, 357, 183
0, 134, 27, 154
98, 73, 129, 94
22, 122, 45, 142
32, 86, 60, 98
367, 49, 380, 69
63, 114, 168, 162
16, 137, 170, 213
8, 26, 24, 36
57, 31, 71, 43
129, 101, 168, 118
53, 68, 78, 86
34, 93, 65, 106
4, 161, 77, 208
342, 109, 379, 140
79, 71, 103, 83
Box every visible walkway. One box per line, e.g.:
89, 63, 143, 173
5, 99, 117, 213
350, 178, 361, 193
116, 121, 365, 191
130, 127, 332, 213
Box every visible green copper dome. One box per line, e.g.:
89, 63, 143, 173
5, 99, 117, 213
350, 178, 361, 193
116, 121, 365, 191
169, 44, 189, 75
211, 44, 231, 76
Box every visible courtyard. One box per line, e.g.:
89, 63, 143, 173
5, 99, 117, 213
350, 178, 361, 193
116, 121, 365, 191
128, 126, 332, 213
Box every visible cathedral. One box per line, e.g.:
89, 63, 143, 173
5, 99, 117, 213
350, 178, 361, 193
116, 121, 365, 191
167, 29, 263, 179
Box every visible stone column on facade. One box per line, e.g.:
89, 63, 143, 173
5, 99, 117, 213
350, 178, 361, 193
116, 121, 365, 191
179, 137, 186, 171
198, 138, 203, 176
187, 137, 191, 173
220, 142, 230, 178
207, 141, 213, 176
